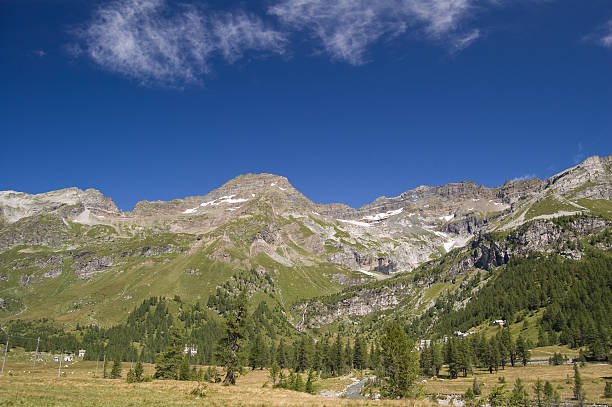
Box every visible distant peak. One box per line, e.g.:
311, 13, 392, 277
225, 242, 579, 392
217, 173, 295, 194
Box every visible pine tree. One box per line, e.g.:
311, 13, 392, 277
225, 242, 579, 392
287, 371, 296, 390
420, 345, 430, 376
277, 338, 289, 369
464, 387, 476, 406
502, 328, 516, 367
249, 333, 266, 370
369, 342, 380, 371
134, 361, 144, 382
543, 380, 559, 407
573, 363, 586, 406
344, 340, 353, 371
294, 372, 305, 392
446, 338, 460, 379
179, 356, 191, 380
509, 378, 529, 407
432, 344, 443, 376
332, 332, 343, 376
353, 336, 367, 371
126, 368, 136, 383
305, 369, 316, 394
516, 335, 530, 366
217, 290, 249, 385
537, 326, 548, 347
295, 336, 311, 372
533, 379, 544, 407
459, 340, 472, 377
380, 324, 419, 399
270, 361, 280, 386
488, 384, 507, 407
604, 381, 612, 398
472, 378, 482, 396
110, 358, 122, 379
154, 329, 183, 380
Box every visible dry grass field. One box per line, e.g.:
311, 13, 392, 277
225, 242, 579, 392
0, 352, 430, 407
0, 350, 610, 406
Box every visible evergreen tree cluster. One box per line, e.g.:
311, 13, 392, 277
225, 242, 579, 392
439, 328, 530, 379
410, 253, 612, 361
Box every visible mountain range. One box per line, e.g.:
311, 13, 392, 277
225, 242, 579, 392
1, 155, 611, 335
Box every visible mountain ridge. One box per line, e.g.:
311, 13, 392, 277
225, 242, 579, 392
5, 154, 610, 220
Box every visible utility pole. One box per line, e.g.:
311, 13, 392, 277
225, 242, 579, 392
58, 350, 63, 377
95, 356, 99, 377
1, 327, 8, 375
32, 337, 40, 369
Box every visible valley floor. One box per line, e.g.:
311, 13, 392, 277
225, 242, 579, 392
0, 357, 425, 407
0, 352, 610, 406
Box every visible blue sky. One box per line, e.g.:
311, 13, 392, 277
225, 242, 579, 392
1, 0, 611, 211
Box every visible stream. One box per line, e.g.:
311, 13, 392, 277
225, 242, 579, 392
341, 378, 370, 399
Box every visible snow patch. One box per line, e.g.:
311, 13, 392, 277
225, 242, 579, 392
278, 186, 287, 191
337, 219, 371, 227
226, 207, 241, 212
438, 214, 454, 221
361, 208, 403, 221
183, 208, 197, 214
358, 269, 379, 277
443, 240, 456, 252
200, 195, 248, 207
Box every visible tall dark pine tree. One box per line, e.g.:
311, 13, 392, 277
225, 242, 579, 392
154, 329, 183, 380
248, 333, 267, 370
295, 336, 312, 372
332, 332, 344, 376
217, 290, 249, 385
380, 324, 419, 398
573, 363, 586, 406
516, 334, 530, 366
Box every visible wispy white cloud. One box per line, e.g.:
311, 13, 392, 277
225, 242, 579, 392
77, 0, 286, 85
510, 174, 536, 183
74, 0, 606, 86
599, 19, 612, 49
573, 142, 585, 165
268, 0, 481, 64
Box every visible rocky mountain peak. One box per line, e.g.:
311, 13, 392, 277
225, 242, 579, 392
0, 187, 118, 223
545, 154, 612, 199
213, 173, 297, 197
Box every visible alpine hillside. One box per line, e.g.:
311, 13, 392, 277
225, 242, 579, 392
1, 154, 611, 341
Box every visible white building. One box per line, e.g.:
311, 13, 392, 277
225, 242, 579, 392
63, 355, 74, 362
78, 349, 86, 358
416, 339, 432, 350
183, 346, 197, 356
492, 320, 506, 326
